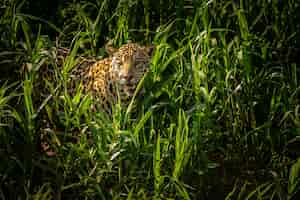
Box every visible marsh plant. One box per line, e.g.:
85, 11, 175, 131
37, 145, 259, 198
0, 0, 299, 199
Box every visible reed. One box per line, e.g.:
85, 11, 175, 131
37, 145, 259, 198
0, 0, 299, 199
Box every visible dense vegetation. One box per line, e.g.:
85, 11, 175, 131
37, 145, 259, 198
0, 0, 299, 199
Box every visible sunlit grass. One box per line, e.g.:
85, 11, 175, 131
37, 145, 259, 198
0, 0, 299, 199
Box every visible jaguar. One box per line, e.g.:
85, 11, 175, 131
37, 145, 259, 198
40, 42, 155, 156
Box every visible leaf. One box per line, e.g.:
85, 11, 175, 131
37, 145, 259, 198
288, 157, 300, 199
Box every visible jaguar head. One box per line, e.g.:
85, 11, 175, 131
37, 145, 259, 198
112, 44, 155, 86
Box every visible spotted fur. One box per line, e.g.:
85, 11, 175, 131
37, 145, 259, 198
82, 43, 155, 110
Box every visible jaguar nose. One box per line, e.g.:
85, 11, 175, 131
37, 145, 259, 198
122, 74, 133, 80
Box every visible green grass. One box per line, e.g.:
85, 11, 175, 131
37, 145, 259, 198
0, 0, 300, 199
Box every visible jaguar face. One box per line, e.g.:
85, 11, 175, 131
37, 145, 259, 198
115, 45, 155, 86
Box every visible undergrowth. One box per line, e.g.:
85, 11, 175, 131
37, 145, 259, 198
0, 0, 300, 199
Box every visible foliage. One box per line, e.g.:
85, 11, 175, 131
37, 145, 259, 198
0, 0, 299, 199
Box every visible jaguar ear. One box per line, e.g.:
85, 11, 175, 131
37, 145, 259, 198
105, 40, 118, 55
146, 45, 156, 56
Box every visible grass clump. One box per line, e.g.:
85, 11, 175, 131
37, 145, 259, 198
0, 0, 299, 199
